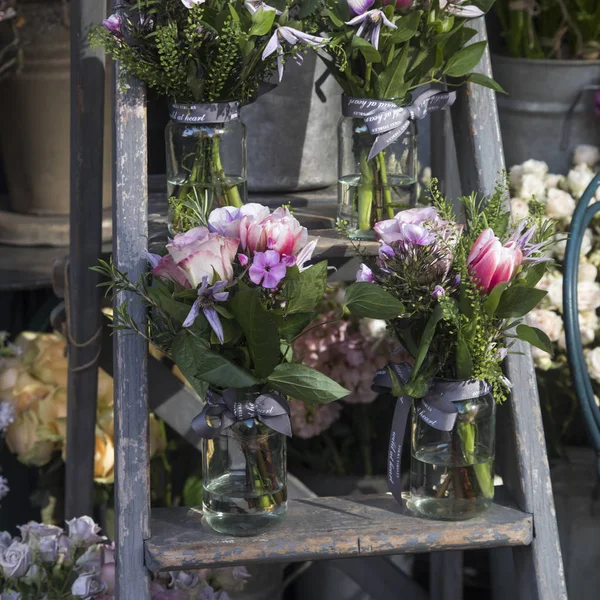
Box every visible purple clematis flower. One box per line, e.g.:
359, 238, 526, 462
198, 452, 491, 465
183, 277, 229, 343
249, 250, 288, 289
103, 14, 122, 34
346, 9, 397, 50
262, 27, 329, 82
245, 0, 282, 15
439, 0, 484, 18
356, 264, 375, 283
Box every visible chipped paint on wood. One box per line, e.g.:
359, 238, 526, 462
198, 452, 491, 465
144, 497, 532, 572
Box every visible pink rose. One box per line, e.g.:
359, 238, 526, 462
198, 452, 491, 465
240, 207, 307, 257
467, 228, 523, 294
374, 207, 445, 245
158, 226, 239, 287
208, 204, 271, 239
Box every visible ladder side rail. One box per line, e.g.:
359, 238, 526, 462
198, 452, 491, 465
66, 0, 106, 519
450, 17, 567, 600
112, 41, 151, 600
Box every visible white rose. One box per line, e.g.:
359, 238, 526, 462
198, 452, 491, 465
71, 568, 107, 598
532, 346, 554, 370
359, 318, 388, 341
522, 159, 549, 179
573, 145, 600, 168
509, 165, 524, 190
545, 174, 564, 191
579, 262, 598, 282
518, 173, 546, 201
586, 347, 600, 383
0, 540, 32, 579
542, 275, 564, 312
553, 229, 592, 260
66, 517, 105, 547
511, 198, 530, 220
545, 188, 576, 220
579, 310, 598, 346
527, 309, 563, 342
578, 281, 600, 311
567, 164, 595, 199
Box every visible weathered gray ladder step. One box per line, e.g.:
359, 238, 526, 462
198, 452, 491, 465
107, 6, 567, 599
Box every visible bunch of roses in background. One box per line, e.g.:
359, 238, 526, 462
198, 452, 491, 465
0, 516, 248, 599
0, 331, 165, 485
509, 146, 600, 446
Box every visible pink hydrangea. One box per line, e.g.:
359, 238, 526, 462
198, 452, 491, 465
289, 398, 343, 439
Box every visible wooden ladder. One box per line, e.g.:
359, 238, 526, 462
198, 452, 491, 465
84, 7, 566, 600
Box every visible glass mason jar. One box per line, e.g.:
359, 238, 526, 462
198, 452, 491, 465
338, 99, 418, 240
166, 103, 247, 235
408, 387, 496, 520
202, 391, 287, 536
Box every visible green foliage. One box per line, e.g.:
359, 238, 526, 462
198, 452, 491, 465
344, 282, 405, 319
282, 260, 328, 314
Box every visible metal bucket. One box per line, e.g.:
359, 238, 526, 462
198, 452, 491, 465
492, 55, 600, 175
241, 52, 341, 192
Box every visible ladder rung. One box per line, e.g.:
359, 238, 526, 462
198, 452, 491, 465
144, 495, 532, 571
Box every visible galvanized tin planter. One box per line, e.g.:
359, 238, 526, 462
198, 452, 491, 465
241, 52, 341, 192
492, 55, 600, 175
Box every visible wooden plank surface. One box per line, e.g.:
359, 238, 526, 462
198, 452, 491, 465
65, 0, 106, 520
145, 496, 532, 572
309, 229, 379, 260
112, 64, 151, 599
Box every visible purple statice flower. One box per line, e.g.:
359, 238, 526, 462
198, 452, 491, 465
346, 9, 397, 50
245, 0, 282, 15
508, 221, 552, 264
0, 476, 9, 501
102, 14, 122, 34
356, 264, 375, 283
262, 27, 328, 81
0, 401, 15, 433
249, 251, 287, 289
432, 285, 445, 299
183, 277, 229, 343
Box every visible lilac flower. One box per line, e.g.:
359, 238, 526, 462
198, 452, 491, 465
181, 0, 205, 8
346, 9, 397, 50
238, 253, 249, 267
245, 0, 282, 15
0, 476, 8, 501
356, 264, 375, 283
0, 401, 15, 433
183, 277, 229, 343
432, 285, 445, 300
509, 221, 552, 264
102, 14, 122, 34
262, 27, 328, 81
249, 251, 288, 289
439, 0, 484, 18
347, 0, 375, 14
379, 243, 395, 258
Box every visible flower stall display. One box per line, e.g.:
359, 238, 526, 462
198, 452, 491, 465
97, 204, 350, 536
92, 0, 326, 234
0, 517, 248, 599
342, 182, 556, 519
315, 0, 502, 239
508, 146, 600, 450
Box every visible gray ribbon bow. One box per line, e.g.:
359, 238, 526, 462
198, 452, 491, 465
372, 363, 490, 504
342, 90, 457, 161
169, 101, 241, 124
191, 388, 292, 440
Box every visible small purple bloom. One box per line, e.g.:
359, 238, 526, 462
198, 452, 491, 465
249, 251, 288, 289
347, 0, 375, 14
146, 252, 162, 269
238, 253, 249, 267
282, 254, 296, 267
183, 278, 229, 343
379, 243, 395, 258
356, 264, 375, 283
346, 9, 397, 50
103, 14, 122, 34
451, 273, 461, 287
432, 285, 445, 300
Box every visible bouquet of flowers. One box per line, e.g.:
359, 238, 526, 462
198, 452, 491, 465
495, 0, 600, 60
92, 0, 327, 228
314, 0, 502, 237
341, 182, 555, 515
508, 146, 600, 449
0, 517, 248, 599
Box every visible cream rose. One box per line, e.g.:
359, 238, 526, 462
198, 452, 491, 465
545, 174, 564, 191
521, 159, 549, 179
573, 145, 600, 168
510, 198, 530, 220
518, 173, 546, 201
545, 188, 576, 220
5, 411, 55, 467
586, 347, 600, 384
553, 229, 592, 260
579, 310, 598, 346
531, 346, 554, 370
527, 309, 563, 342
579, 262, 598, 282
567, 164, 595, 199
578, 281, 600, 311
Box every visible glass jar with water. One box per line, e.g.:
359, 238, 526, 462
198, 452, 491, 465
408, 387, 496, 520
202, 390, 287, 536
166, 103, 247, 235
337, 97, 418, 240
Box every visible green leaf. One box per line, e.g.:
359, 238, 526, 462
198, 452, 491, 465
182, 475, 203, 507
186, 59, 204, 102
228, 3, 240, 22
518, 261, 547, 288
467, 72, 507, 94
298, 0, 319, 19
495, 286, 548, 319
147, 280, 192, 326
456, 333, 473, 380
441, 26, 477, 60
344, 282, 405, 319
283, 261, 328, 314
411, 304, 444, 378
326, 8, 344, 27
484, 282, 509, 317
172, 330, 258, 390
443, 41, 487, 77
388, 11, 421, 43
516, 324, 553, 354
230, 288, 280, 379
351, 35, 381, 63
376, 44, 410, 99
268, 363, 350, 404
249, 7, 276, 36
275, 312, 317, 342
